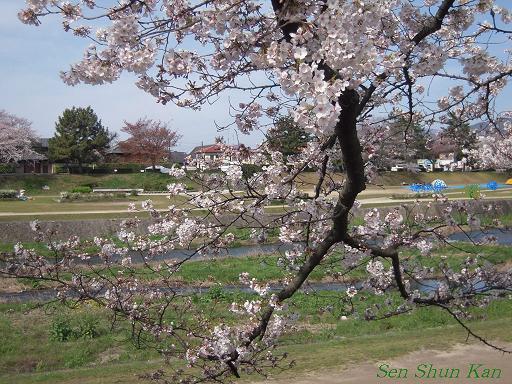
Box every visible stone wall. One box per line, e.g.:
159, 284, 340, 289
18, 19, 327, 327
0, 219, 149, 243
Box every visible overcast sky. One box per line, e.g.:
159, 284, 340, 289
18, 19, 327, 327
1, 1, 511, 152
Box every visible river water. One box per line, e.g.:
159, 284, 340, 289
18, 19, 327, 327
1, 230, 508, 303
448, 228, 512, 245
0, 279, 452, 303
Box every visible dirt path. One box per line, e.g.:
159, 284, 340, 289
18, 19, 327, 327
259, 343, 511, 383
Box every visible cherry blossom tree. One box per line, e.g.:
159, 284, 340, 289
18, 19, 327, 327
120, 118, 181, 170
0, 110, 37, 163
4, 0, 512, 382
473, 114, 512, 169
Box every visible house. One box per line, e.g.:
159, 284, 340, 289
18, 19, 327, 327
429, 135, 462, 171
10, 138, 53, 174
106, 145, 187, 165
105, 145, 129, 162
15, 149, 52, 174
187, 144, 255, 169
169, 151, 187, 165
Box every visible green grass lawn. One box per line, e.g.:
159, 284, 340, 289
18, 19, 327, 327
2, 171, 512, 383
0, 171, 511, 223
2, 171, 509, 197
0, 212, 151, 222
376, 171, 512, 186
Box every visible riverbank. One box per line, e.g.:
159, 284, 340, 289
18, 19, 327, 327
1, 297, 510, 384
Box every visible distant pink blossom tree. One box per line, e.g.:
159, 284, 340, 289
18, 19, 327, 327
0, 110, 37, 163
119, 118, 181, 170
4, 0, 512, 382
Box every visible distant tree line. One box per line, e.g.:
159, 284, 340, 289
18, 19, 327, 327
48, 107, 180, 174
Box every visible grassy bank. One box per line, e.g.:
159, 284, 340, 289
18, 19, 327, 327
2, 172, 510, 197
0, 173, 198, 195
296, 171, 512, 190
0, 290, 511, 384
375, 171, 511, 186
0, 195, 188, 213
1, 239, 511, 383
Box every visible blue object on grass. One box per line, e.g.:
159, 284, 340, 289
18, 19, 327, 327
409, 183, 423, 193
487, 181, 498, 191
431, 179, 447, 192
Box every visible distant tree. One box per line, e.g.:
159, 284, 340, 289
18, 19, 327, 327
49, 107, 113, 173
395, 118, 432, 161
267, 116, 312, 159
442, 112, 478, 161
0, 110, 37, 163
119, 118, 181, 170
371, 117, 432, 169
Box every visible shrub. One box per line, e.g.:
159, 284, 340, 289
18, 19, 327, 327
0, 163, 16, 174
465, 184, 481, 199
0, 190, 17, 199
58, 192, 129, 202
390, 192, 433, 200
54, 163, 145, 174
71, 186, 92, 193
50, 314, 100, 342
90, 163, 145, 174
50, 317, 74, 342
241, 164, 262, 179
77, 316, 99, 339
53, 164, 72, 174
202, 286, 230, 302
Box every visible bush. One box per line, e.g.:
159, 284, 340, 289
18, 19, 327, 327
0, 190, 17, 199
202, 286, 230, 303
77, 316, 99, 339
465, 184, 481, 199
70, 186, 92, 193
390, 192, 433, 200
241, 164, 262, 179
58, 192, 129, 202
54, 163, 145, 174
50, 315, 99, 342
90, 163, 145, 174
53, 164, 72, 174
0, 163, 16, 174
50, 317, 74, 342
